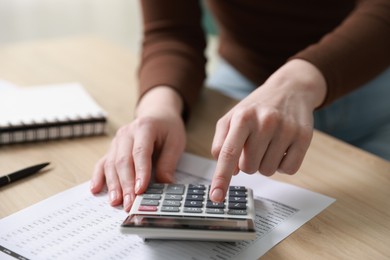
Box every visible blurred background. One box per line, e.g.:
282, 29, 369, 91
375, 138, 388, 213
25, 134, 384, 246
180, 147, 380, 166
0, 0, 142, 52
0, 0, 218, 71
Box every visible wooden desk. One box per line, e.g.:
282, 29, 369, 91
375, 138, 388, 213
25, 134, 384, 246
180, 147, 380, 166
1, 37, 389, 259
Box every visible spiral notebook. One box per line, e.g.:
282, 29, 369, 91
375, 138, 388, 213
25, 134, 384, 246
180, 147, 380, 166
0, 82, 107, 145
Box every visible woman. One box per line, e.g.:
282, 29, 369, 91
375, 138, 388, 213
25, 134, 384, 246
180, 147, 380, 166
91, 0, 390, 211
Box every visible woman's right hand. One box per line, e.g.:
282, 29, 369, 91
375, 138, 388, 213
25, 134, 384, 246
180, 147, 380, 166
90, 86, 186, 212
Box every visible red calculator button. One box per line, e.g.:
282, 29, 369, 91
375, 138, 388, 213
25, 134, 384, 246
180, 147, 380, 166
138, 205, 158, 211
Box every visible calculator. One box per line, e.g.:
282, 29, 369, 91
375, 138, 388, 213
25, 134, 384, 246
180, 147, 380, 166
121, 183, 256, 241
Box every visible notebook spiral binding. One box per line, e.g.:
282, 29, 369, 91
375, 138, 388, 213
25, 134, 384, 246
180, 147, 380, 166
0, 116, 107, 145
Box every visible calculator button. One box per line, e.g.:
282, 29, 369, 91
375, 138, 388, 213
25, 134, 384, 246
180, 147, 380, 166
141, 199, 159, 206
164, 194, 182, 200
229, 191, 247, 197
161, 206, 180, 212
166, 184, 185, 195
229, 186, 247, 191
206, 201, 225, 208
145, 189, 164, 194
183, 207, 203, 213
184, 200, 203, 207
138, 205, 158, 211
228, 196, 247, 203
162, 200, 181, 207
187, 189, 205, 195
188, 184, 206, 190
228, 202, 247, 210
186, 195, 204, 201
227, 209, 248, 215
148, 183, 165, 189
206, 208, 225, 214
143, 194, 162, 200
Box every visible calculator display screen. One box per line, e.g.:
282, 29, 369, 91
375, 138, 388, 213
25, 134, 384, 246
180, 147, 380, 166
122, 214, 255, 232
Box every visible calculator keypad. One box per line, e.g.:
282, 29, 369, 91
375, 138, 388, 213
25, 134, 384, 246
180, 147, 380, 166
131, 183, 253, 218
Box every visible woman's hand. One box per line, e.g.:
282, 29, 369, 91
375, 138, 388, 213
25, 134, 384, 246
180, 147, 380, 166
90, 86, 186, 211
209, 59, 327, 202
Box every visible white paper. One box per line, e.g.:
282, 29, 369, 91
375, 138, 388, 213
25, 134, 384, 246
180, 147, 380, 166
0, 79, 18, 91
0, 153, 334, 260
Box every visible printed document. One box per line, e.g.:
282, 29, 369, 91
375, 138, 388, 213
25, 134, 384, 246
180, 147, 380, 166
0, 153, 334, 260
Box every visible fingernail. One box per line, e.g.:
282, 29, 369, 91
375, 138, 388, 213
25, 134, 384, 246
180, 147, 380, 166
110, 190, 118, 203
130, 194, 135, 205
89, 180, 95, 191
211, 188, 224, 202
135, 179, 141, 194
123, 194, 131, 210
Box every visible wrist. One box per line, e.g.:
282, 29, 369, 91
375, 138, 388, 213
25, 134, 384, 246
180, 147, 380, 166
136, 86, 184, 118
267, 59, 327, 109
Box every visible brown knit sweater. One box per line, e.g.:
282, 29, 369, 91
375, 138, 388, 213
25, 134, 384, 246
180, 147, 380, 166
138, 0, 390, 116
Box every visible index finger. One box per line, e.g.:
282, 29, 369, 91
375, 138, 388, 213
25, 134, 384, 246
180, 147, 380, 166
132, 124, 156, 195
210, 124, 248, 202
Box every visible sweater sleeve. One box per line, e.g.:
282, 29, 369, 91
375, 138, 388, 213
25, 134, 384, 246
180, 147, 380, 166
138, 0, 207, 118
290, 0, 390, 107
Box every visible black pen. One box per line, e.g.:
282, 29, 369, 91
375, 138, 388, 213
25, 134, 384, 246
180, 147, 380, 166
0, 162, 50, 188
